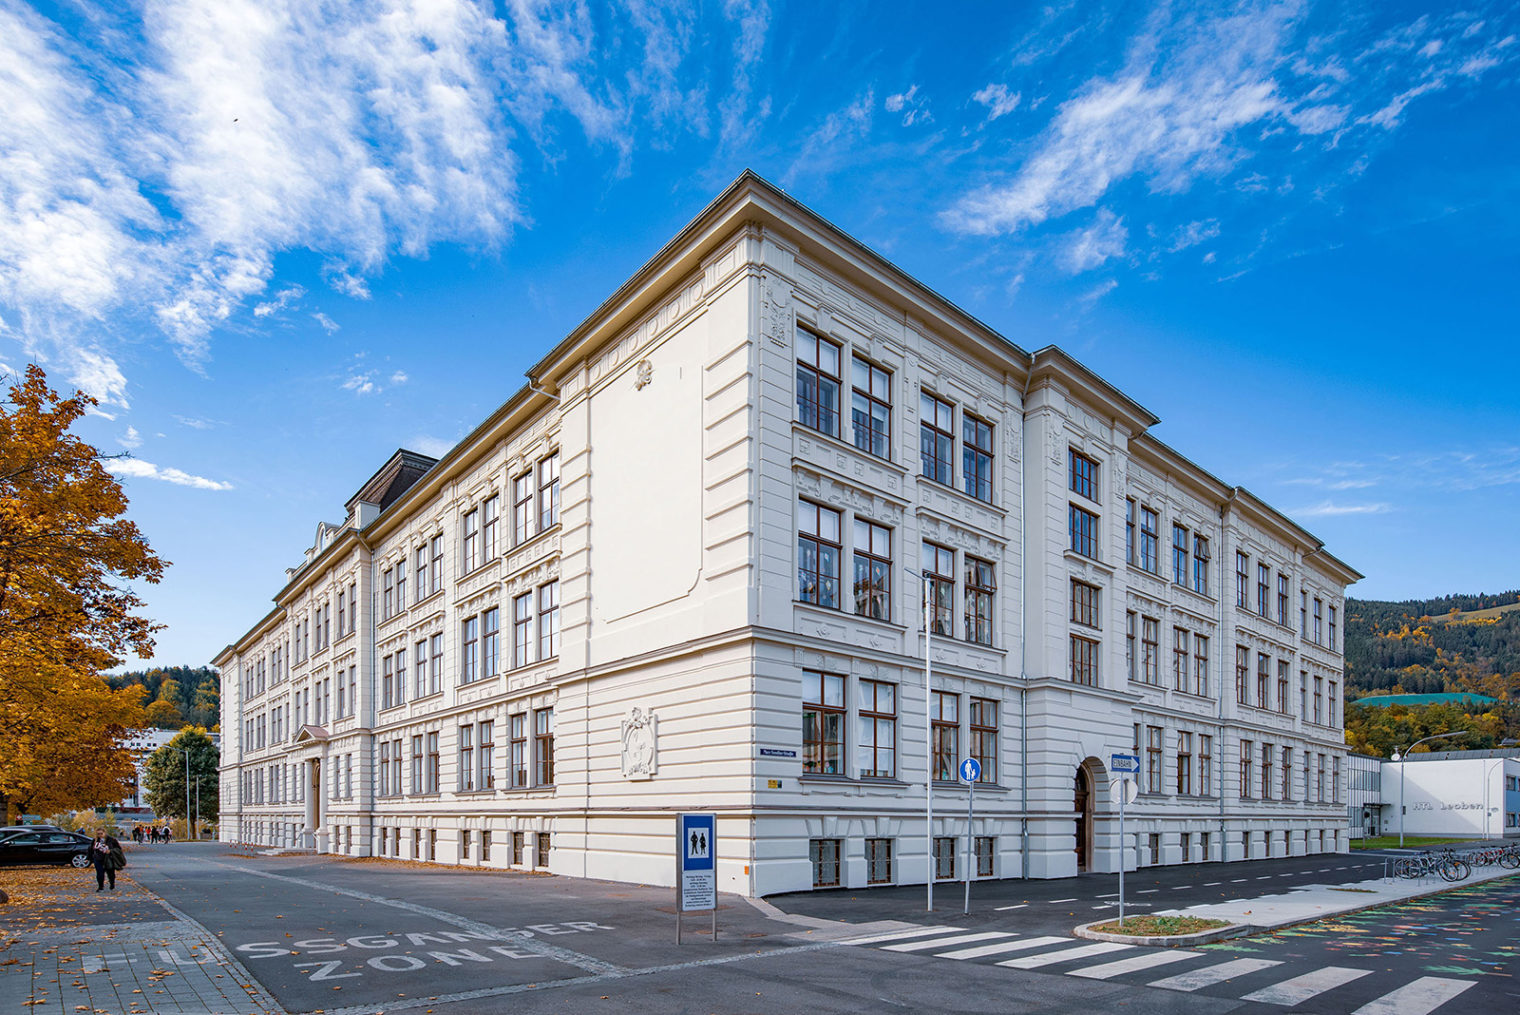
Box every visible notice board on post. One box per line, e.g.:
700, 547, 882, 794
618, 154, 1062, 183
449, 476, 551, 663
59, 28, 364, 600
676, 813, 716, 943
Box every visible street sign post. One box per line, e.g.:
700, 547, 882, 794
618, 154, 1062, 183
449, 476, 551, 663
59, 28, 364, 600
676, 813, 717, 943
959, 758, 981, 914
1108, 755, 1140, 927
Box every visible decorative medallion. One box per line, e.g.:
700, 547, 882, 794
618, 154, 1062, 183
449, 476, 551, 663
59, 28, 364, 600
620, 707, 658, 779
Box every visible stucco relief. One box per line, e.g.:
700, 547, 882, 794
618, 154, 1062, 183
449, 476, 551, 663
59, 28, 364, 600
620, 707, 658, 780
761, 277, 793, 348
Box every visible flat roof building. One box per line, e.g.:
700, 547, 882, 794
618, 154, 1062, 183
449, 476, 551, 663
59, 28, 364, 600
217, 172, 1360, 895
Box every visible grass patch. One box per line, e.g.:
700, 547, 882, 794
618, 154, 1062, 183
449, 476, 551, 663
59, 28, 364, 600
1090, 915, 1232, 937
1349, 836, 1472, 850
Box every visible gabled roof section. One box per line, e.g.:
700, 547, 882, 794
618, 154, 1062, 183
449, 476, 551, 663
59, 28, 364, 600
346, 449, 439, 515
1030, 346, 1160, 436
292, 725, 330, 744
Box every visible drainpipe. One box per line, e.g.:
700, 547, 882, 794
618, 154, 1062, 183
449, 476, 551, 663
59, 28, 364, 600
1017, 364, 1032, 880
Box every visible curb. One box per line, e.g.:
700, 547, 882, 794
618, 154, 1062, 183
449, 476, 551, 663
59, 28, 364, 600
1073, 918, 1248, 947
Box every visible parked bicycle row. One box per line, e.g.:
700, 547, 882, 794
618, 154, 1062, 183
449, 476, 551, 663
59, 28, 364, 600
1391, 843, 1520, 881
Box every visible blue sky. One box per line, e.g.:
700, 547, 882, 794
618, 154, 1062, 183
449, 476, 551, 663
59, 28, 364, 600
2, 0, 1516, 670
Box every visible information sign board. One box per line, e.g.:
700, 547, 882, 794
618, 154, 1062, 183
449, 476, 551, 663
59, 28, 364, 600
677, 813, 716, 913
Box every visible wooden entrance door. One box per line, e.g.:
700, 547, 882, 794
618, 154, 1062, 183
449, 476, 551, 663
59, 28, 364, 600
1074, 767, 1092, 870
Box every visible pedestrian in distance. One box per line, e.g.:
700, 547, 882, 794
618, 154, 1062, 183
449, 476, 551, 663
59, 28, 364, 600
131, 825, 142, 844
161, 823, 172, 844
89, 828, 124, 891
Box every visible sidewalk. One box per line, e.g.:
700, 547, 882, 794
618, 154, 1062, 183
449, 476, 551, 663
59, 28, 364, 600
0, 864, 284, 1015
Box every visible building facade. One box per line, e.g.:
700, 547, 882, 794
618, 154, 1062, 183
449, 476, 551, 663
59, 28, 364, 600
1383, 750, 1520, 840
217, 173, 1359, 896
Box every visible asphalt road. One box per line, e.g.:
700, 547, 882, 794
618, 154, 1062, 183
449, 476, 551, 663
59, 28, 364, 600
31, 842, 1517, 1015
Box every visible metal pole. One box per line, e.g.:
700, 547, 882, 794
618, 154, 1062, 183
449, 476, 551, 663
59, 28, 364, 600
183, 748, 191, 841
1398, 752, 1405, 848
964, 775, 973, 915
924, 573, 934, 913
1118, 789, 1126, 927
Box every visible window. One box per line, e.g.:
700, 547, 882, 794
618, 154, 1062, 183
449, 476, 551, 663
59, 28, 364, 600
382, 655, 395, 709
1173, 524, 1189, 585
430, 534, 444, 596
963, 415, 994, 502
857, 680, 896, 778
379, 741, 392, 795
1126, 499, 1136, 565
337, 590, 346, 635
810, 838, 842, 887
1192, 535, 1210, 595
852, 519, 891, 620
536, 832, 550, 868
933, 837, 956, 880
537, 454, 560, 532
1236, 552, 1250, 608
425, 731, 439, 793
797, 501, 841, 608
1317, 754, 1326, 803
920, 393, 954, 485
460, 829, 471, 861
932, 691, 959, 781
479, 720, 494, 790
1282, 747, 1293, 802
461, 615, 480, 684
481, 495, 499, 563
974, 836, 995, 877
482, 607, 500, 678
1301, 591, 1309, 637
534, 709, 554, 785
1126, 612, 1136, 680
1200, 735, 1213, 795
1313, 598, 1323, 643
459, 725, 474, 791
1277, 574, 1289, 626
866, 838, 894, 884
1313, 676, 1324, 724
970, 698, 997, 783
1332, 756, 1341, 803
1145, 726, 1163, 794
924, 542, 954, 637
797, 327, 841, 436
538, 582, 560, 659
1142, 617, 1159, 685
1328, 680, 1338, 727
382, 568, 395, 619
410, 735, 422, 794
415, 546, 427, 604
512, 831, 525, 865
513, 472, 533, 545
1177, 731, 1193, 795
1173, 628, 1190, 692
1328, 606, 1338, 652
1261, 742, 1273, 800
1257, 564, 1270, 617
481, 830, 491, 862
1069, 504, 1099, 559
1071, 580, 1100, 628
513, 592, 533, 667
462, 507, 480, 573
1257, 653, 1270, 707
1278, 660, 1290, 714
802, 671, 844, 775
510, 714, 527, 787
428, 633, 442, 696
1193, 635, 1209, 697
1139, 507, 1159, 573
1069, 449, 1099, 501
850, 356, 891, 458
1070, 635, 1099, 686
1240, 739, 1254, 800
964, 557, 995, 645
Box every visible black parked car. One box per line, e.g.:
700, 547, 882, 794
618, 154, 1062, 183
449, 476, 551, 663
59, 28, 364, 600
0, 830, 94, 867
0, 824, 65, 839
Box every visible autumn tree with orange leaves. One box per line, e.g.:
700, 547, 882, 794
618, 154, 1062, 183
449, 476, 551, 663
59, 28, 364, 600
0, 365, 166, 822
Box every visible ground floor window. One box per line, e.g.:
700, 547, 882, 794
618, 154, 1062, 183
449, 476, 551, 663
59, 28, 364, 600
512, 831, 525, 865
460, 829, 471, 861
482, 830, 491, 862
865, 838, 893, 884
810, 838, 842, 887
428, 828, 437, 861
1242, 830, 1252, 859
974, 836, 994, 877
536, 832, 551, 868
933, 836, 956, 880
1148, 833, 1160, 865
1200, 832, 1210, 860
1180, 832, 1191, 862
380, 827, 388, 854
412, 828, 421, 859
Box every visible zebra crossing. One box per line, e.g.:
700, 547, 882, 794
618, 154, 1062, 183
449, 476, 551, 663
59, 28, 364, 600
839, 925, 1477, 1014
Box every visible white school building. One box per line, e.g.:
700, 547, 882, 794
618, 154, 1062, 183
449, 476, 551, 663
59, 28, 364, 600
217, 172, 1359, 896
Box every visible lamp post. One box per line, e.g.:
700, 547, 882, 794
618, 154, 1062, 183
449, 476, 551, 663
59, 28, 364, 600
1392, 730, 1470, 847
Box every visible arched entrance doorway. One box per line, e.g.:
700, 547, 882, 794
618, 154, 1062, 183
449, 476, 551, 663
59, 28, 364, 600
1074, 766, 1093, 871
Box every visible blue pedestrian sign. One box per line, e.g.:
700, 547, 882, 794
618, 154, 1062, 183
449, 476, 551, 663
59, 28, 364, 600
959, 757, 981, 782
1110, 753, 1140, 775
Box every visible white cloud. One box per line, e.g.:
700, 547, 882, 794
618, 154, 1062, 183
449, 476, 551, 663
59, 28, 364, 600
1060, 208, 1128, 273
119, 426, 142, 450
1291, 500, 1391, 517
172, 414, 221, 430
103, 456, 233, 491
885, 85, 931, 126
972, 83, 1021, 120
782, 90, 876, 187
325, 267, 371, 300
342, 372, 377, 396
717, 0, 772, 149
312, 312, 339, 334
1080, 278, 1118, 304
1169, 219, 1221, 252
408, 434, 456, 458
390, 370, 409, 385
253, 285, 306, 318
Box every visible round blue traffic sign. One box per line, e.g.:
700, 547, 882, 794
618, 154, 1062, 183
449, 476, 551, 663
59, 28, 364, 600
959, 757, 981, 782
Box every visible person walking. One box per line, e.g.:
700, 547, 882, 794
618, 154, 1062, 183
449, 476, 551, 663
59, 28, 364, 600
161, 823, 172, 844
88, 829, 123, 891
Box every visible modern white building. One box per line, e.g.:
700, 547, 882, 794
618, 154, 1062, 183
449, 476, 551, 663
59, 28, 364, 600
1383, 749, 1520, 840
115, 728, 221, 820
217, 172, 1359, 896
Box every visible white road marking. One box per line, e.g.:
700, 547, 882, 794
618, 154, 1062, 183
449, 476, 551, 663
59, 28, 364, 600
1096, 893, 1120, 898
1204, 882, 1222, 886
997, 942, 1132, 969
841, 926, 964, 946
1230, 879, 1248, 883
1240, 966, 1372, 1005
1171, 885, 1193, 890
1256, 876, 1273, 880
936, 936, 1070, 960
994, 904, 1027, 911
1148, 957, 1283, 991
1138, 889, 1159, 894
882, 931, 1011, 952
1049, 898, 1078, 904
1070, 949, 1202, 980
1350, 976, 1475, 1015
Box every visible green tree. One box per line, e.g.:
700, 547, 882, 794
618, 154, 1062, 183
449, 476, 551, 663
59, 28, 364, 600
144, 727, 219, 829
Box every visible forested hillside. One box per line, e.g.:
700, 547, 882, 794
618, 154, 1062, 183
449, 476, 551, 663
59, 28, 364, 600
107, 665, 219, 730
1343, 592, 1520, 757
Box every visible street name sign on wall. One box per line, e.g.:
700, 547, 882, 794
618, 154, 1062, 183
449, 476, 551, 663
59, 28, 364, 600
676, 813, 717, 943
